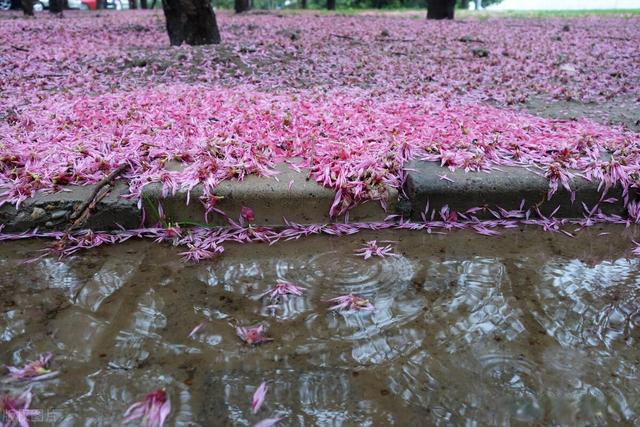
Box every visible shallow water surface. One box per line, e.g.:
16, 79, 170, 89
1, 226, 640, 426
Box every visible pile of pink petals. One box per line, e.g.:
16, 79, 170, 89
1, 86, 639, 219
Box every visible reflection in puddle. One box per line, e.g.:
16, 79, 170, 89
537, 258, 640, 348
1, 227, 640, 425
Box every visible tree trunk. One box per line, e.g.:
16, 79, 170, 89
49, 0, 63, 13
22, 0, 33, 15
458, 0, 469, 8
473, 0, 479, 9
140, 0, 147, 8
327, 0, 335, 10
234, 0, 249, 13
300, 0, 306, 8
130, 0, 137, 7
427, 0, 455, 19
162, 0, 221, 46
151, 0, 158, 7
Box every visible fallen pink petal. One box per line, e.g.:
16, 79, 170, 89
1, 388, 40, 427
241, 207, 256, 224
123, 389, 171, 427
5, 353, 59, 382
253, 418, 283, 427
327, 294, 375, 312
188, 321, 208, 339
261, 282, 305, 302
252, 381, 268, 414
354, 240, 398, 259
236, 325, 273, 345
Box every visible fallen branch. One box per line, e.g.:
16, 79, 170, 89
66, 185, 112, 232
12, 45, 29, 52
68, 163, 129, 224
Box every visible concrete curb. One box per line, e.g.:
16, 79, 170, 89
0, 164, 397, 232
0, 182, 139, 233
141, 163, 398, 226
0, 161, 629, 232
400, 161, 627, 220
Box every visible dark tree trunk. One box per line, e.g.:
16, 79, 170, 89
22, 0, 33, 15
458, 0, 469, 8
162, 0, 221, 46
49, 0, 63, 13
140, 0, 147, 8
234, 0, 249, 13
130, 0, 137, 7
327, 0, 335, 9
151, 0, 158, 7
473, 0, 479, 8
300, 0, 306, 8
427, 0, 454, 19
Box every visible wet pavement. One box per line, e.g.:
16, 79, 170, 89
1, 226, 640, 426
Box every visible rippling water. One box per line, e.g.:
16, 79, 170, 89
1, 226, 640, 426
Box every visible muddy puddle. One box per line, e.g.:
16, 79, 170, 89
1, 225, 640, 426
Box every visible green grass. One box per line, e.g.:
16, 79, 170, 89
462, 8, 640, 18
254, 7, 640, 18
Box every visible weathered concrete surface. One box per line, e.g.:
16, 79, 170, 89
0, 181, 140, 232
1, 161, 631, 232
401, 161, 626, 219
141, 164, 398, 226
523, 95, 640, 132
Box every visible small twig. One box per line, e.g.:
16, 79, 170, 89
505, 23, 545, 29
330, 33, 365, 46
69, 164, 129, 222
11, 45, 29, 52
587, 35, 633, 42
330, 33, 356, 40
376, 37, 416, 43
